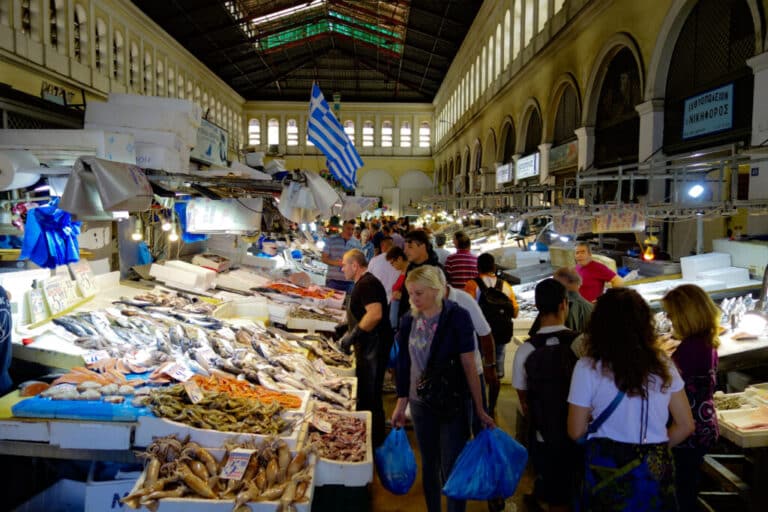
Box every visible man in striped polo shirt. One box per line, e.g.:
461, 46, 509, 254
322, 219, 361, 292
444, 231, 478, 288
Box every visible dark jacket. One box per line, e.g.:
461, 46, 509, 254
395, 299, 475, 398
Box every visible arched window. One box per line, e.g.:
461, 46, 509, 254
362, 120, 374, 147
49, 0, 65, 51
538, 0, 549, 32
664, 0, 755, 153
594, 48, 640, 167
343, 120, 355, 145
267, 118, 279, 145
524, 110, 542, 155
555, 0, 565, 13
481, 45, 487, 91
553, 85, 580, 145
524, 1, 534, 46
20, 0, 40, 40
143, 51, 153, 95
504, 10, 511, 68
155, 59, 165, 96
382, 121, 393, 147
487, 36, 494, 86
202, 92, 208, 113
73, 4, 88, 64
248, 119, 261, 146
495, 24, 502, 78
419, 122, 431, 148
470, 64, 475, 103
94, 19, 107, 73
112, 30, 124, 82
475, 55, 481, 99
513, 1, 521, 59
399, 121, 411, 147
167, 68, 175, 97
129, 42, 139, 90
286, 118, 298, 146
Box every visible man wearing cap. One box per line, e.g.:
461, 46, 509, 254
322, 219, 361, 293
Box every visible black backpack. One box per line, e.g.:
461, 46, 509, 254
474, 277, 515, 345
524, 329, 578, 445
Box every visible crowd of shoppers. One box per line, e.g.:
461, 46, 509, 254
328, 217, 719, 512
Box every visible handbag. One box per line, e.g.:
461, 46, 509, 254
576, 390, 625, 445
415, 316, 465, 418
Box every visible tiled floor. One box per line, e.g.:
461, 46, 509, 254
370, 382, 533, 512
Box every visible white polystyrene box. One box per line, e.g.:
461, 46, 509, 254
313, 410, 373, 487
85, 123, 189, 151
695, 267, 751, 284
85, 103, 198, 147
0, 129, 136, 164
149, 261, 216, 291
134, 142, 190, 173
215, 269, 271, 293
680, 252, 732, 280
0, 419, 50, 442
107, 93, 202, 127
49, 421, 132, 450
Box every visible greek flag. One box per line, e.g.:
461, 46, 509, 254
308, 83, 363, 190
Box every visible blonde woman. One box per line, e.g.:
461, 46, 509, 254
391, 265, 494, 512
662, 284, 720, 512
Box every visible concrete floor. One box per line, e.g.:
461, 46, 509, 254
370, 381, 533, 512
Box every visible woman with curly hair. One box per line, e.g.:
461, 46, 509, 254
662, 284, 720, 511
567, 288, 694, 511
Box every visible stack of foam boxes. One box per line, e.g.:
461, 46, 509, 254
85, 94, 202, 173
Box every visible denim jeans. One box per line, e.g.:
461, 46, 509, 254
410, 399, 471, 512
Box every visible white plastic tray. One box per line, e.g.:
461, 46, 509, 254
717, 408, 768, 448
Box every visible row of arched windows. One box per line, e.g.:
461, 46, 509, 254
247, 118, 431, 150
0, 0, 244, 148
436, 0, 566, 142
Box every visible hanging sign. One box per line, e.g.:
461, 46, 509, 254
496, 163, 513, 185
594, 207, 646, 233
549, 141, 578, 172
682, 83, 733, 139
190, 119, 228, 166
553, 211, 594, 235
516, 153, 540, 180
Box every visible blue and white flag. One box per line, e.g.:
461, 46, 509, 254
307, 83, 363, 190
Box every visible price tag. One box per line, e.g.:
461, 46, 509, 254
311, 413, 334, 434
69, 261, 98, 298
183, 380, 204, 404
42, 277, 82, 316
84, 350, 111, 365
219, 449, 255, 480
161, 362, 195, 382
27, 289, 49, 324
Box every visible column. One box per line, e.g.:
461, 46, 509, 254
538, 142, 552, 184
574, 126, 594, 172
747, 52, 768, 234
512, 153, 522, 186
635, 99, 665, 202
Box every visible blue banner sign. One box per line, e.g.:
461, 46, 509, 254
683, 83, 733, 139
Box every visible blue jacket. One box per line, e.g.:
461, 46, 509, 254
395, 299, 475, 398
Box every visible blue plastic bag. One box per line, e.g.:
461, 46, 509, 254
443, 427, 528, 500
374, 427, 416, 495
387, 338, 399, 369
20, 198, 81, 269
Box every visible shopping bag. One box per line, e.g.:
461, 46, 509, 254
387, 338, 399, 368
374, 427, 416, 495
443, 427, 527, 500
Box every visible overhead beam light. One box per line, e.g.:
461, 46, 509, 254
250, 0, 325, 26
687, 184, 705, 198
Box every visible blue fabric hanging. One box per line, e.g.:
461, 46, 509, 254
174, 202, 207, 243
20, 198, 81, 269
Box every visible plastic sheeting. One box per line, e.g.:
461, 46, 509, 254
20, 198, 81, 269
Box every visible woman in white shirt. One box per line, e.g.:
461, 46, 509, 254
567, 288, 694, 511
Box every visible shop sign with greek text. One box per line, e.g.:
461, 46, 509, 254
683, 83, 733, 139
516, 153, 539, 180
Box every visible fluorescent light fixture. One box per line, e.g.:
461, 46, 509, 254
250, 0, 324, 26
687, 184, 705, 198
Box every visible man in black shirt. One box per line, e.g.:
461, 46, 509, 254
397, 230, 443, 321
339, 249, 392, 446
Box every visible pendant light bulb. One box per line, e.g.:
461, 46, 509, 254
131, 218, 143, 241
161, 218, 172, 231
168, 230, 179, 242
